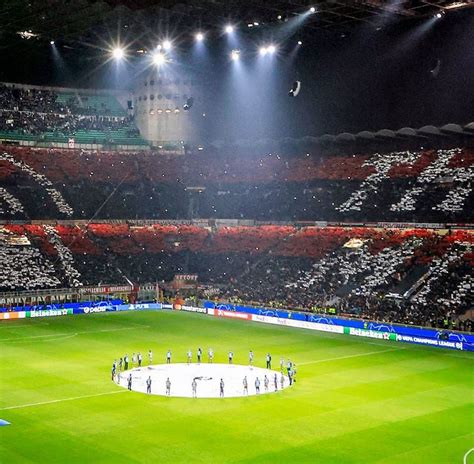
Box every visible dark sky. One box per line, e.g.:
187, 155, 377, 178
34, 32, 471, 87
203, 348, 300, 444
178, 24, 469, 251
1, 8, 473, 140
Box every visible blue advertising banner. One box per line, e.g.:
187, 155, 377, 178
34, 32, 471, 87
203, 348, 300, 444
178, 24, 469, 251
204, 301, 474, 352
2, 299, 124, 314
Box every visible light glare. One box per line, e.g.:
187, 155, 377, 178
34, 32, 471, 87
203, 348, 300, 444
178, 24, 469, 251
230, 49, 240, 61
153, 52, 165, 65
225, 25, 234, 34
112, 47, 124, 59
162, 40, 172, 50
196, 32, 204, 42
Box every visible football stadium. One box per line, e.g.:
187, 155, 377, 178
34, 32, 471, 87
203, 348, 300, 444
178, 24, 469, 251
0, 1, 473, 463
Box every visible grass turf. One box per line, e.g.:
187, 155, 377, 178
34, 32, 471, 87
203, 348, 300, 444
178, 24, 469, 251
0, 310, 472, 463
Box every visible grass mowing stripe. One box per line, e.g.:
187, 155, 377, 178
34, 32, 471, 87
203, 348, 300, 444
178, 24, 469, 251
0, 311, 471, 464
0, 390, 127, 411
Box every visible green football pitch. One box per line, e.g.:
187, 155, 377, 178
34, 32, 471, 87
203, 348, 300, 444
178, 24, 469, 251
0, 310, 473, 463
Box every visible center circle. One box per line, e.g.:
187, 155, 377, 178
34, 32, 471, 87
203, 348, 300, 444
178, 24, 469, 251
115, 363, 292, 398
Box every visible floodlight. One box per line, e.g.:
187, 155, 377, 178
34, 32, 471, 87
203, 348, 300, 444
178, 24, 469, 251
225, 25, 234, 34
259, 47, 268, 56
112, 47, 124, 59
50, 40, 55, 45
231, 49, 240, 61
267, 44, 276, 54
163, 40, 172, 50
310, 6, 316, 13
196, 32, 204, 42
153, 52, 166, 65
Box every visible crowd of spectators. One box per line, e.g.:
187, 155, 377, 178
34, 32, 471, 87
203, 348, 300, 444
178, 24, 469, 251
0, 110, 135, 137
0, 84, 139, 138
0, 241, 61, 291
0, 85, 61, 113
0, 223, 472, 331
1, 146, 473, 222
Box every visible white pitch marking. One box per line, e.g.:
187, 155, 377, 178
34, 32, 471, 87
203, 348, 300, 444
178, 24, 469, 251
6, 333, 78, 344
298, 347, 398, 366
464, 448, 474, 464
0, 390, 127, 411
0, 325, 150, 342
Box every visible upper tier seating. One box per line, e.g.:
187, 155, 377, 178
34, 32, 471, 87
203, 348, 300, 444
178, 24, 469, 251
0, 146, 472, 222
0, 84, 147, 146
55, 92, 126, 116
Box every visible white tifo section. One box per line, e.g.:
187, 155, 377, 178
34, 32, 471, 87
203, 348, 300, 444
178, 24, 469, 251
116, 363, 290, 398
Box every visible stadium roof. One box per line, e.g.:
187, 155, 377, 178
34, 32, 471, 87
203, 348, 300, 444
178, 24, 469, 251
320, 121, 474, 143
2, 0, 474, 50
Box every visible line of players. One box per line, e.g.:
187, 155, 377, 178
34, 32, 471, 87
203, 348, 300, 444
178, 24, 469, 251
121, 370, 293, 397
110, 349, 297, 396
112, 349, 296, 375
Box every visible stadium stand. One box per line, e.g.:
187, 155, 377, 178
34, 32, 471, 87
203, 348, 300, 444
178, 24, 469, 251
0, 145, 472, 222
0, 109, 472, 332
0, 223, 472, 331
0, 84, 148, 147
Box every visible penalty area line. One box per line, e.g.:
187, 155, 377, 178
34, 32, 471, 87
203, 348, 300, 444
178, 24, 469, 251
0, 390, 127, 411
298, 348, 398, 366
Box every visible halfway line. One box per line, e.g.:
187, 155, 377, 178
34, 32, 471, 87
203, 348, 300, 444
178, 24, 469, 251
0, 390, 127, 411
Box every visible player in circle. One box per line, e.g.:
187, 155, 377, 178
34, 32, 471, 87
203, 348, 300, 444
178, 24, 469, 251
146, 376, 152, 394
220, 378, 225, 397
243, 376, 248, 395
228, 350, 233, 364
192, 378, 197, 398
255, 377, 260, 394
166, 377, 171, 396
